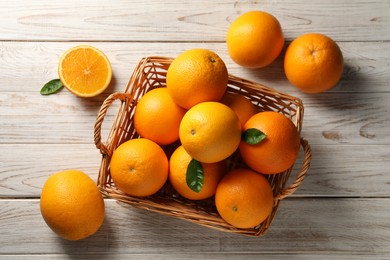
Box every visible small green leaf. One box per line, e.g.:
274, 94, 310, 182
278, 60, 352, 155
186, 159, 204, 193
40, 79, 63, 95
242, 128, 267, 144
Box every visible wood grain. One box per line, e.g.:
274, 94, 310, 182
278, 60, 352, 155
2, 253, 390, 260
301, 92, 390, 145
0, 0, 389, 41
0, 199, 388, 254
0, 144, 100, 197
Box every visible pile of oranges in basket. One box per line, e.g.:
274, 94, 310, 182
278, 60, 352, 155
109, 47, 301, 231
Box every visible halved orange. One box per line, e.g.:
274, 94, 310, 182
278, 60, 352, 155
58, 45, 112, 97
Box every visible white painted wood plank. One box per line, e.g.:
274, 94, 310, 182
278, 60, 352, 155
294, 144, 390, 197
0, 144, 101, 197
1, 92, 388, 145
0, 0, 389, 41
301, 92, 390, 145
1, 253, 389, 260
0, 199, 388, 254
0, 41, 388, 93
0, 144, 389, 197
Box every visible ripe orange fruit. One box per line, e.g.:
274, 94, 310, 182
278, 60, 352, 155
166, 49, 228, 109
226, 11, 284, 68
221, 92, 257, 130
179, 102, 241, 163
169, 146, 226, 200
215, 168, 274, 229
40, 170, 105, 240
58, 45, 112, 97
110, 138, 168, 197
239, 111, 300, 174
134, 87, 186, 145
284, 33, 344, 93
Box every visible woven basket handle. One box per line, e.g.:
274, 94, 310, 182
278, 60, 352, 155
94, 92, 130, 155
275, 138, 311, 200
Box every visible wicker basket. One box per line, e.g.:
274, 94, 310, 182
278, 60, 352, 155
94, 56, 311, 237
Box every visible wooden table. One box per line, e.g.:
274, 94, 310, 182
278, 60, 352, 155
1, 0, 389, 259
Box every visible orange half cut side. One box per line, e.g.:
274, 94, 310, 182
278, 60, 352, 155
58, 45, 112, 97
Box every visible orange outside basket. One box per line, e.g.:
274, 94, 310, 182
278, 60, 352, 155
94, 56, 311, 237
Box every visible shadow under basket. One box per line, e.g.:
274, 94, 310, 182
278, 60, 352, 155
94, 56, 312, 237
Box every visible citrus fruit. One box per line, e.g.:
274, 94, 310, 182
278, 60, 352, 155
134, 87, 186, 145
110, 138, 168, 197
215, 168, 274, 229
166, 49, 228, 109
284, 33, 344, 93
239, 111, 300, 174
58, 45, 112, 97
169, 145, 226, 200
40, 170, 105, 240
226, 10, 284, 68
179, 102, 241, 163
221, 92, 257, 130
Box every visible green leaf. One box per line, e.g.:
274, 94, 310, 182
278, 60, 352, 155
40, 79, 63, 95
242, 128, 267, 145
186, 159, 204, 193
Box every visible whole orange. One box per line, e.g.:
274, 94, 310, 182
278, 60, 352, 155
169, 145, 226, 200
226, 11, 284, 68
284, 33, 343, 93
179, 102, 241, 163
40, 170, 105, 240
166, 49, 228, 109
239, 111, 300, 174
221, 92, 257, 130
110, 138, 168, 197
215, 168, 274, 229
134, 87, 186, 145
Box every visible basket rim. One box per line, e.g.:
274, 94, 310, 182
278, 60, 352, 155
130, 56, 303, 103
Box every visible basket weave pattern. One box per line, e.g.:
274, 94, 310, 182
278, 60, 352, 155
94, 57, 311, 237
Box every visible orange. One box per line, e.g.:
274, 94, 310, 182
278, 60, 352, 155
134, 87, 186, 145
166, 49, 228, 109
40, 170, 105, 240
58, 45, 112, 97
239, 111, 300, 174
284, 33, 344, 93
169, 145, 226, 200
226, 11, 284, 68
221, 92, 257, 130
179, 102, 241, 163
215, 168, 274, 229
110, 138, 168, 197
169, 146, 227, 200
